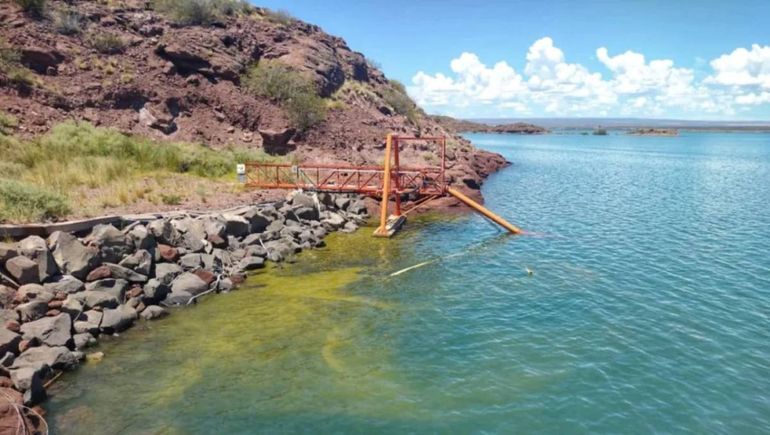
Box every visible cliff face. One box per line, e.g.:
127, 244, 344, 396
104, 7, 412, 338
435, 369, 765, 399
0, 0, 506, 191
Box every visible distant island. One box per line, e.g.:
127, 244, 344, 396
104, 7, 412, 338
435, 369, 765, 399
431, 115, 547, 134
627, 128, 679, 136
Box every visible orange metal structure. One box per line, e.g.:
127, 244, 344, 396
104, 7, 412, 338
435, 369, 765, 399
244, 134, 523, 237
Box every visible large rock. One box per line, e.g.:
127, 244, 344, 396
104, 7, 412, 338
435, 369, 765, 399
0, 329, 21, 357
5, 256, 40, 285
142, 279, 170, 303
239, 256, 265, 271
47, 231, 101, 280
61, 296, 84, 319
259, 128, 296, 155
0, 243, 18, 264
15, 301, 48, 322
155, 263, 183, 285
100, 305, 137, 333
11, 345, 78, 371
9, 367, 47, 404
119, 250, 153, 276
292, 206, 319, 221
44, 275, 85, 294
102, 263, 148, 283
74, 310, 102, 334
19, 46, 65, 74
16, 284, 54, 303
179, 253, 204, 270
222, 214, 250, 238
201, 216, 228, 246
147, 219, 181, 246
162, 290, 192, 307
155, 33, 243, 81
20, 313, 72, 347
85, 279, 128, 302
76, 291, 117, 310
0, 286, 14, 308
140, 305, 168, 321
170, 273, 208, 296
128, 225, 156, 250
348, 200, 368, 215
72, 332, 96, 350
18, 235, 61, 281
85, 225, 133, 263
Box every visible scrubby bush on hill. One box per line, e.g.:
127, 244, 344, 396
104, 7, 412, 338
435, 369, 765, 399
154, 0, 251, 25
54, 7, 84, 35
0, 41, 35, 87
89, 32, 126, 54
382, 80, 420, 124
0, 179, 69, 223
242, 61, 326, 132
13, 0, 46, 18
0, 112, 18, 136
264, 8, 295, 26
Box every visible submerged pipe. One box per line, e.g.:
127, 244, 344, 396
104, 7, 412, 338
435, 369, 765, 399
447, 187, 524, 235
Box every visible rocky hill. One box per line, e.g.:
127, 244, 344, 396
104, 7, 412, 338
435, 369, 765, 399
0, 0, 506, 197
431, 116, 547, 134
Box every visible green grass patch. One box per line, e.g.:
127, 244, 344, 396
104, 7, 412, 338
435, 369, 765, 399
154, 0, 251, 25
242, 61, 326, 132
381, 79, 419, 125
88, 32, 126, 54
0, 121, 281, 222
0, 179, 69, 223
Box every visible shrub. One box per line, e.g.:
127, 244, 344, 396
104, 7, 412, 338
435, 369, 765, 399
13, 0, 46, 18
54, 7, 84, 35
242, 62, 326, 131
264, 8, 294, 26
0, 112, 18, 135
154, 0, 250, 25
89, 32, 126, 54
382, 80, 419, 124
0, 179, 70, 223
160, 193, 183, 205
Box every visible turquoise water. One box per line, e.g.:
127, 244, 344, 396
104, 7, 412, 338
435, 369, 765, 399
46, 132, 770, 433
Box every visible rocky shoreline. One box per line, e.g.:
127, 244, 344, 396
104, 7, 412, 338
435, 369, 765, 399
0, 191, 368, 424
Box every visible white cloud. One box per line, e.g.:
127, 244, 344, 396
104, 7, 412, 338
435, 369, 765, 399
706, 44, 770, 88
409, 38, 770, 118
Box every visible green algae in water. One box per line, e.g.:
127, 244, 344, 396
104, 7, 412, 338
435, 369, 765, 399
45, 224, 429, 434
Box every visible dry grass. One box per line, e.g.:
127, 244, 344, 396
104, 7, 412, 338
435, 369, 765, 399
0, 122, 282, 223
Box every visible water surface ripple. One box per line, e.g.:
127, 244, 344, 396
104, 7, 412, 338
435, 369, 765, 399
47, 133, 770, 434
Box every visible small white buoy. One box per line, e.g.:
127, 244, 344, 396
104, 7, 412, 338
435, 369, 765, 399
526, 267, 534, 276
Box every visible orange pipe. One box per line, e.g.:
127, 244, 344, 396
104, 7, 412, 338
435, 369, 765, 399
447, 187, 523, 234
375, 134, 393, 236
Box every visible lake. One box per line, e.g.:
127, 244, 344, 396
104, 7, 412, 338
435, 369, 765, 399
46, 132, 770, 434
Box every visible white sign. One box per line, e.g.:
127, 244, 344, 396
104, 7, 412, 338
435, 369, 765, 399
236, 164, 246, 175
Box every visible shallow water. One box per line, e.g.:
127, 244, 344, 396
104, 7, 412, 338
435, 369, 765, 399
47, 132, 770, 433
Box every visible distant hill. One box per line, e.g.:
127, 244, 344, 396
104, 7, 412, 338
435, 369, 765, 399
431, 115, 547, 134
468, 118, 770, 131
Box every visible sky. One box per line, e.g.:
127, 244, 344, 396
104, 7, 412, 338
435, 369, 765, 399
258, 1, 770, 120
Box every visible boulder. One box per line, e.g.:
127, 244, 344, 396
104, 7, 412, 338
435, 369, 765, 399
0, 310, 18, 324
128, 225, 156, 250
142, 279, 170, 303
72, 332, 96, 350
16, 284, 54, 303
193, 270, 215, 286
20, 314, 72, 347
100, 305, 137, 333
293, 206, 319, 221
290, 192, 316, 208
0, 243, 18, 264
239, 257, 265, 271
85, 279, 128, 302
102, 263, 148, 283
119, 250, 153, 276
0, 287, 14, 309
0, 353, 14, 368
15, 301, 48, 322
11, 345, 78, 371
222, 214, 250, 238
246, 245, 267, 258
43, 275, 85, 294
9, 367, 47, 404
155, 263, 183, 285
5, 256, 40, 285
74, 310, 102, 334
47, 231, 101, 280
61, 296, 84, 319
342, 221, 359, 233
259, 128, 296, 155
19, 46, 65, 74
85, 225, 133, 263
78, 291, 119, 310
179, 253, 204, 270
147, 219, 181, 246
157, 244, 180, 262
162, 290, 192, 307
334, 197, 351, 210
86, 265, 112, 282
0, 329, 21, 356
170, 273, 208, 296
348, 200, 368, 215
140, 305, 168, 321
